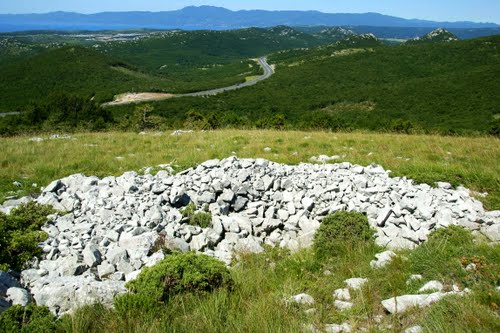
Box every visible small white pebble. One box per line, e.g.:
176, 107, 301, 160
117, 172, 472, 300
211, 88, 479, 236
334, 300, 353, 311
405, 325, 423, 333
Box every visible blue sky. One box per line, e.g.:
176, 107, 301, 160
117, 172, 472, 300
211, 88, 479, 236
1, 1, 499, 23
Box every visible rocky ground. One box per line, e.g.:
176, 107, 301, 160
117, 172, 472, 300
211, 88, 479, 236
0, 157, 499, 316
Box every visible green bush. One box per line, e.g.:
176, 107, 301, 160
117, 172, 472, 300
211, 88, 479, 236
313, 211, 375, 259
0, 304, 62, 333
181, 203, 212, 228
125, 252, 233, 303
0, 202, 55, 271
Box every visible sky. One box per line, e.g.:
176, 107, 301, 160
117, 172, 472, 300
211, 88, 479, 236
1, 1, 499, 24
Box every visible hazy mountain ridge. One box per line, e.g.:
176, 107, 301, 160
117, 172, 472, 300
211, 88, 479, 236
0, 6, 498, 32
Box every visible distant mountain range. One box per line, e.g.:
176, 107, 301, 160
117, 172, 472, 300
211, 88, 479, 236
0, 6, 498, 32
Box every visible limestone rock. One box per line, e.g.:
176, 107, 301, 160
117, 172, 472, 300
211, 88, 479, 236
6, 287, 31, 306
382, 291, 464, 314
418, 280, 444, 293
370, 251, 396, 269
334, 300, 353, 311
333, 288, 351, 301
291, 293, 315, 305
345, 278, 368, 290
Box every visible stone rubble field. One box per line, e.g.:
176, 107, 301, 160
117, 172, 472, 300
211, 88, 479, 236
1, 156, 499, 316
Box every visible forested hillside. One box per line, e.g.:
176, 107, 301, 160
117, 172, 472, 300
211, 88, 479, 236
114, 35, 498, 135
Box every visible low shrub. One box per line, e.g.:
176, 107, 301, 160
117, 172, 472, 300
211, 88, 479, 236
313, 211, 375, 259
0, 304, 62, 333
191, 212, 212, 228
125, 252, 233, 303
181, 203, 212, 228
0, 202, 55, 271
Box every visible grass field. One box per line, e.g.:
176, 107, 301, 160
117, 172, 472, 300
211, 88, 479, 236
1, 130, 498, 210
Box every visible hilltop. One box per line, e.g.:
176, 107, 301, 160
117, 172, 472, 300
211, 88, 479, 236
0, 130, 499, 332
406, 28, 460, 45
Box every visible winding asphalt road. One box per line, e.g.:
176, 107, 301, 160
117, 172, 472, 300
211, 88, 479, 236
181, 56, 274, 97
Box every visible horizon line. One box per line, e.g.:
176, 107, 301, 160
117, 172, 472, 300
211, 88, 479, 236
0, 6, 498, 25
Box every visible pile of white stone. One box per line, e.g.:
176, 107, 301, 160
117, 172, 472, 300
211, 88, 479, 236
0, 156, 499, 316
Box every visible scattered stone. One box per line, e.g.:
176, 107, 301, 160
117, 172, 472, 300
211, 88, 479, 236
382, 290, 465, 314
263, 147, 272, 152
31, 277, 126, 316
370, 251, 396, 269
418, 281, 444, 293
171, 130, 193, 136
325, 323, 352, 333
345, 278, 368, 290
334, 300, 353, 311
6, 287, 30, 306
82, 245, 102, 268
405, 326, 423, 333
290, 293, 315, 305
333, 288, 351, 301
407, 274, 423, 284
310, 155, 341, 163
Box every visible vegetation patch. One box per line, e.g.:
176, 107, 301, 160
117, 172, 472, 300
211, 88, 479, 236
313, 211, 376, 259
181, 203, 212, 228
409, 226, 500, 289
124, 252, 233, 303
0, 304, 62, 333
0, 202, 55, 271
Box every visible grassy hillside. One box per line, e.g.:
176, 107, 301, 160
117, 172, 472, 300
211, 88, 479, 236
1, 130, 498, 210
123, 35, 500, 134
